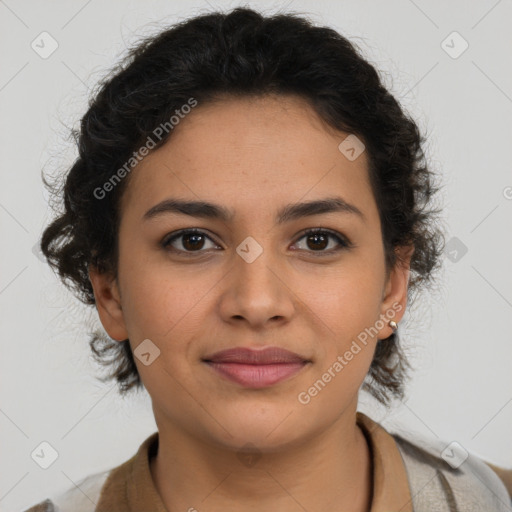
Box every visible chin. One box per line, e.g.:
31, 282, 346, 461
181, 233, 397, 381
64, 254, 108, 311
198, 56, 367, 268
202, 404, 313, 453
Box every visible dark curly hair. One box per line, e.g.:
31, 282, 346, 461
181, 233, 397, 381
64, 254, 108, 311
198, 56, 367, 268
40, 6, 445, 406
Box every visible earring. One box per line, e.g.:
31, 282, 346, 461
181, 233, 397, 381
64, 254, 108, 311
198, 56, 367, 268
389, 320, 398, 332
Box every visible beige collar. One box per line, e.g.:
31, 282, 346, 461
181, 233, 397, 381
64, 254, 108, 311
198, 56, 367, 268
357, 412, 413, 511
96, 412, 413, 511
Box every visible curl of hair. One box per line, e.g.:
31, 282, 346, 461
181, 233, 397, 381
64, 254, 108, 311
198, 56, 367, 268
41, 7, 445, 405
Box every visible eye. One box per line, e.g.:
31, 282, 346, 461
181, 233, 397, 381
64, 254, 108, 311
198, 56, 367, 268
292, 228, 352, 255
162, 229, 220, 254
161, 227, 352, 256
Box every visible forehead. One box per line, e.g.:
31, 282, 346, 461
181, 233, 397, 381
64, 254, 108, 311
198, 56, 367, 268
120, 94, 375, 222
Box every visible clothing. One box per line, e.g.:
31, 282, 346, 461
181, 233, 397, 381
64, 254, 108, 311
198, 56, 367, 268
22, 412, 511, 511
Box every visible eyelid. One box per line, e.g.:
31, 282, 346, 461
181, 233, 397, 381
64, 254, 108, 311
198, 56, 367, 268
292, 227, 353, 253
295, 227, 351, 245
162, 228, 221, 251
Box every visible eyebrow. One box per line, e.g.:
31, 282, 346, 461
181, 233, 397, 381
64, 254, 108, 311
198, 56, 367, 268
143, 196, 366, 224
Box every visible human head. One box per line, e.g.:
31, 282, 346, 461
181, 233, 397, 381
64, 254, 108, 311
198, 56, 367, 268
41, 7, 444, 411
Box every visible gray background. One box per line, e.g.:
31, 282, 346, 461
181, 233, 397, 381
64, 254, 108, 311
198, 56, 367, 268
1, 0, 511, 510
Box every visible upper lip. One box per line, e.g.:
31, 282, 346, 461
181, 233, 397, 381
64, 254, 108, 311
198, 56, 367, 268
202, 347, 309, 364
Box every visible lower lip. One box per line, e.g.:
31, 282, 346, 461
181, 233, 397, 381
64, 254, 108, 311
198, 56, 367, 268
204, 361, 308, 388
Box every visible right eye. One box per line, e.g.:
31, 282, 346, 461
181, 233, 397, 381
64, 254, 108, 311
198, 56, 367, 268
161, 229, 222, 254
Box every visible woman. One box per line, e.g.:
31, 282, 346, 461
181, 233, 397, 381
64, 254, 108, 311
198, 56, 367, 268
26, 6, 511, 512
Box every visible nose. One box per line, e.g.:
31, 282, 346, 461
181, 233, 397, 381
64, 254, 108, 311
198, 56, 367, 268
218, 244, 296, 330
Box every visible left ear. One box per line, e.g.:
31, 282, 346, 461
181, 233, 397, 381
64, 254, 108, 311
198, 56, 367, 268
377, 244, 415, 339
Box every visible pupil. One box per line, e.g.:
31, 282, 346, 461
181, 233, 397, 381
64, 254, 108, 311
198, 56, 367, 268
180, 233, 329, 251
184, 234, 204, 250
308, 233, 327, 250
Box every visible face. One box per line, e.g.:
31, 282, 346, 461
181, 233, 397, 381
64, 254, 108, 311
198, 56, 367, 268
89, 94, 412, 451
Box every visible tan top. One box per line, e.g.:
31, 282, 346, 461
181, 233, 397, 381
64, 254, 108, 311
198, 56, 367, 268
91, 411, 412, 511
357, 412, 413, 511
25, 412, 510, 511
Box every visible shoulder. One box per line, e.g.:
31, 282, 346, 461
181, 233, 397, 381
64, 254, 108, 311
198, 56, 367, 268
392, 431, 512, 512
22, 431, 159, 512
21, 469, 111, 512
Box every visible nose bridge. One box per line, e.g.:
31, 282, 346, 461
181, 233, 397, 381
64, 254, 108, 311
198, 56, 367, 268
221, 234, 293, 326
234, 234, 280, 297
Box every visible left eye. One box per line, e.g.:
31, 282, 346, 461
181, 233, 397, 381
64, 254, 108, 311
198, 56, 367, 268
292, 228, 350, 254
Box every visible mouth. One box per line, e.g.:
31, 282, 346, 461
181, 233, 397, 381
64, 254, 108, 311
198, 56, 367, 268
202, 347, 311, 388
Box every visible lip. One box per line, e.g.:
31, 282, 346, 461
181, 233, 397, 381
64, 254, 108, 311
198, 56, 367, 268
202, 347, 311, 388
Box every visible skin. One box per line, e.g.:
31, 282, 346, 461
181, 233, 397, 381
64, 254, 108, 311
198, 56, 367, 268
89, 94, 415, 512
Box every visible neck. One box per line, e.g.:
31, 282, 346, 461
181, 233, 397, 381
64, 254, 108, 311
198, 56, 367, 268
150, 410, 372, 512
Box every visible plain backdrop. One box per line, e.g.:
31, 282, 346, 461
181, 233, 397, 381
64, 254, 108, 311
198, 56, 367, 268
1, 0, 511, 510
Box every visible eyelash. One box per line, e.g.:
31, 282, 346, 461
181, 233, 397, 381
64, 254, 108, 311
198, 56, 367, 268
161, 227, 352, 257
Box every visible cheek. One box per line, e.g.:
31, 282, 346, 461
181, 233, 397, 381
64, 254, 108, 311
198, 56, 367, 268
122, 271, 210, 341
120, 270, 208, 392
296, 263, 385, 341
296, 280, 381, 414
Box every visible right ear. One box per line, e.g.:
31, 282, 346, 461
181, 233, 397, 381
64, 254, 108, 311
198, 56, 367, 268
88, 265, 129, 342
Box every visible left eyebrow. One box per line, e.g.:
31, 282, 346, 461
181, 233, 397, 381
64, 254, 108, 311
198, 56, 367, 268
142, 196, 366, 224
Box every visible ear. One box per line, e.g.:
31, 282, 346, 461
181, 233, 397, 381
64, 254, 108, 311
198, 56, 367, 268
88, 264, 129, 342
377, 245, 415, 339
